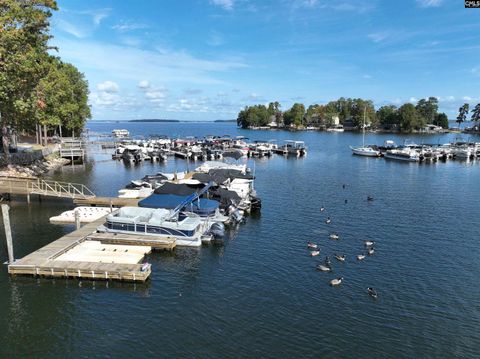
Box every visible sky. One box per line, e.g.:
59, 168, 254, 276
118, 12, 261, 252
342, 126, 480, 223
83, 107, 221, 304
50, 0, 480, 121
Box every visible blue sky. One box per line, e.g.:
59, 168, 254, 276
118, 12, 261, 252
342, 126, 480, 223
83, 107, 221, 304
50, 0, 480, 121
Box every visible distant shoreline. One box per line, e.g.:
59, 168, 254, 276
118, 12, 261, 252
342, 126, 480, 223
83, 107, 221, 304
129, 119, 180, 123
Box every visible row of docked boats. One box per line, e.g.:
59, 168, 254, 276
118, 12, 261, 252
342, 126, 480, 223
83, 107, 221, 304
110, 135, 307, 163
104, 161, 261, 246
51, 161, 262, 247
351, 140, 480, 162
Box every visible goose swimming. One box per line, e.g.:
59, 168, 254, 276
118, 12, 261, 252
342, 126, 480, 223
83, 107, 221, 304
357, 254, 366, 261
325, 256, 331, 265
317, 264, 332, 272
334, 254, 346, 262
367, 196, 374, 201
325, 217, 332, 224
330, 277, 343, 286
320, 207, 325, 212
307, 241, 318, 249
364, 240, 375, 247
310, 250, 320, 257
329, 233, 339, 240
367, 287, 378, 299
367, 248, 375, 256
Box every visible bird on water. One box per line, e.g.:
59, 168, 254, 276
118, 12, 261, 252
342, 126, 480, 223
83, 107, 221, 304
330, 277, 343, 286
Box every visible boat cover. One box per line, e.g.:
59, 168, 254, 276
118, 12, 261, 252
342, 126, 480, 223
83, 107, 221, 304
153, 182, 205, 196
139, 194, 219, 216
192, 169, 253, 184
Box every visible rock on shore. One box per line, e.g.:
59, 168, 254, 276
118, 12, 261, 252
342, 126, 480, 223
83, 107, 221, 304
0, 155, 70, 178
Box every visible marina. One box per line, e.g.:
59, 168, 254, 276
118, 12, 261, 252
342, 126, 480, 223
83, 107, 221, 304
3, 1, 480, 357
2, 121, 480, 358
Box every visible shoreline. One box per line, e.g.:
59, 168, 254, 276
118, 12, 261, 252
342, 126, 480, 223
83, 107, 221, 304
0, 154, 70, 178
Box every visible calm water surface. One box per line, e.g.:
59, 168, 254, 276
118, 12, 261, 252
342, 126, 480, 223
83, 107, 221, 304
1, 122, 479, 358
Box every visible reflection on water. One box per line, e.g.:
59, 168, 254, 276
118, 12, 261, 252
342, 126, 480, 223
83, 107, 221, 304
1, 122, 480, 358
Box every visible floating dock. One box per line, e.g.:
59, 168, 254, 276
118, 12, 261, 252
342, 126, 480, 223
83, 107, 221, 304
8, 215, 176, 282
74, 196, 139, 207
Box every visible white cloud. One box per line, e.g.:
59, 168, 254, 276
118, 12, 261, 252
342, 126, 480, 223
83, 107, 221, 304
368, 32, 388, 43
112, 22, 149, 32
90, 92, 120, 107
144, 86, 169, 104
416, 0, 442, 7
362, 74, 372, 79
207, 31, 225, 46
138, 80, 150, 89
184, 88, 203, 95
56, 20, 87, 38
97, 81, 119, 93
302, 0, 318, 7
409, 97, 418, 103
463, 96, 472, 101
89, 9, 111, 25
210, 0, 234, 11
55, 37, 248, 86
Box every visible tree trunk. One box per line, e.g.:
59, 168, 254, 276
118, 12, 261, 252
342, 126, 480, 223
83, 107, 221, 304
43, 124, 47, 146
59, 124, 63, 139
1, 112, 9, 158
38, 123, 43, 146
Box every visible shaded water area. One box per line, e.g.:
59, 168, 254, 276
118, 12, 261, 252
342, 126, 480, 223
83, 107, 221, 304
1, 122, 480, 358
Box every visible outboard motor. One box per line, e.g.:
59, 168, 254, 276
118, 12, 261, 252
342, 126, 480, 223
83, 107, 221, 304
250, 196, 262, 211
228, 204, 244, 223
209, 222, 225, 238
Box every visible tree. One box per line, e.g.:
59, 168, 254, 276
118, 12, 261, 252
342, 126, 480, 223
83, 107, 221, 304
456, 103, 469, 128
416, 97, 438, 124
434, 113, 449, 129
471, 104, 480, 125
0, 0, 58, 154
283, 103, 305, 128
398, 103, 423, 132
236, 104, 269, 128
267, 101, 282, 126
376, 105, 399, 127
34, 57, 91, 134
349, 99, 376, 128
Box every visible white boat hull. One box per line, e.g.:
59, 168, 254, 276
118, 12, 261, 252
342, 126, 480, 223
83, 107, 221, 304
350, 146, 380, 157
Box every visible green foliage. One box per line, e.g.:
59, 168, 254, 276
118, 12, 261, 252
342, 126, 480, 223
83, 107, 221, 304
376, 105, 399, 126
434, 113, 449, 129
456, 103, 469, 128
0, 0, 58, 129
398, 103, 424, 132
236, 105, 269, 128
283, 103, 305, 127
0, 0, 90, 146
415, 97, 438, 124
35, 57, 91, 131
470, 104, 480, 123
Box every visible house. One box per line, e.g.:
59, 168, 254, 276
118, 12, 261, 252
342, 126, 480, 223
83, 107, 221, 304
423, 124, 443, 132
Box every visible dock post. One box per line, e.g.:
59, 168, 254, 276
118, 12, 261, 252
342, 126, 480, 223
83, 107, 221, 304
75, 209, 81, 230
2, 204, 14, 263
26, 194, 30, 204
109, 200, 113, 212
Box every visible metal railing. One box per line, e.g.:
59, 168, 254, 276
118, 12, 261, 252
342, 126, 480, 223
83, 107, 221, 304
0, 177, 95, 199
59, 148, 85, 157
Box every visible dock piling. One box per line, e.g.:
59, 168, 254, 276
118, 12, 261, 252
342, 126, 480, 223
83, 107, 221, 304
74, 210, 81, 230
2, 204, 14, 264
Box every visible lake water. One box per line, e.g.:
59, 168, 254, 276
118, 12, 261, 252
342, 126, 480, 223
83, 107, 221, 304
1, 121, 479, 358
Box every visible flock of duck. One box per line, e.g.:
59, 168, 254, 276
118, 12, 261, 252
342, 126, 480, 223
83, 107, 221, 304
307, 187, 379, 300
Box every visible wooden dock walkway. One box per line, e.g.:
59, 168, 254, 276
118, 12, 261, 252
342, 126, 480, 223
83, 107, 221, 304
87, 232, 176, 250
7, 215, 176, 282
74, 197, 139, 207
0, 177, 95, 200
